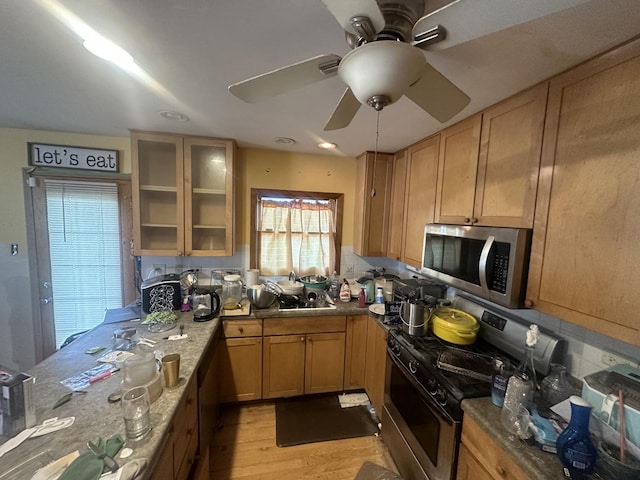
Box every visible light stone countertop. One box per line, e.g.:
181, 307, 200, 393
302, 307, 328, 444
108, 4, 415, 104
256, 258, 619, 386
0, 300, 385, 479
461, 397, 574, 480
0, 312, 220, 480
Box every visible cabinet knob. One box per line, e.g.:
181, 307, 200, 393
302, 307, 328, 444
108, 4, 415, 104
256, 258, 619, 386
300, 336, 305, 342
471, 217, 478, 224
308, 337, 312, 343
524, 299, 534, 308
238, 327, 244, 333
464, 217, 472, 224
495, 465, 506, 476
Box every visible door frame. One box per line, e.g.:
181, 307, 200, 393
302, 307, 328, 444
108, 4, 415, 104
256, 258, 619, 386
23, 168, 135, 361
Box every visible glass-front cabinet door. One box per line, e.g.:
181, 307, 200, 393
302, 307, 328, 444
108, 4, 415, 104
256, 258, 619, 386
132, 132, 184, 256
131, 131, 235, 257
184, 137, 235, 256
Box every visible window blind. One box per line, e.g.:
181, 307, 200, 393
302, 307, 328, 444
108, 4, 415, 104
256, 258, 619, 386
45, 180, 123, 348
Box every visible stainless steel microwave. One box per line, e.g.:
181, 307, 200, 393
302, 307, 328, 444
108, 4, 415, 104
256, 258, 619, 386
421, 224, 532, 308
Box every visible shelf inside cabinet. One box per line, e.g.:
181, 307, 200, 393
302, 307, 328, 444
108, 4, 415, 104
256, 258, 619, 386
142, 223, 179, 228
192, 188, 226, 195
140, 184, 178, 192
193, 225, 226, 229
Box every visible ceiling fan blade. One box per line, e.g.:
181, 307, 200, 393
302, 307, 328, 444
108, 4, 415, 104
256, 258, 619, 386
322, 0, 385, 36
229, 54, 341, 103
405, 63, 470, 123
413, 0, 591, 50
324, 88, 361, 131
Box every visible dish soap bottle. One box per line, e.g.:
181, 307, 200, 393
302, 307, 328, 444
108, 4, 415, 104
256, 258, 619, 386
556, 396, 597, 474
339, 279, 351, 303
503, 324, 539, 409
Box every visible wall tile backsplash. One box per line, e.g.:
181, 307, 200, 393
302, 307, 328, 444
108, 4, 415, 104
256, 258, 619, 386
141, 246, 639, 382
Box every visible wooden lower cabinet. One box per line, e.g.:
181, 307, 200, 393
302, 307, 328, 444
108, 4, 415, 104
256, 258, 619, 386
151, 377, 199, 480
344, 314, 369, 390
262, 316, 346, 399
364, 316, 388, 417
457, 415, 529, 480
220, 320, 263, 402
263, 334, 306, 398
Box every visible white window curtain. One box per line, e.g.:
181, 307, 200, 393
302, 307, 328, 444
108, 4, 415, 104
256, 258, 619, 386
258, 198, 336, 276
45, 180, 123, 348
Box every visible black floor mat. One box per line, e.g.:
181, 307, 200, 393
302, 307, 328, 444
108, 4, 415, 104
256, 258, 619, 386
275, 393, 379, 447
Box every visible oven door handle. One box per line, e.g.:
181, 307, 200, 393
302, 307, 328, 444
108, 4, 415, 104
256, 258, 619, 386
387, 351, 456, 426
478, 235, 494, 293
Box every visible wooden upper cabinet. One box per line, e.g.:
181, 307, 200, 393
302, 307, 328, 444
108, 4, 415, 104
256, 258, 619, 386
435, 83, 547, 228
131, 131, 235, 256
132, 132, 184, 256
474, 83, 548, 228
386, 149, 407, 261
353, 151, 393, 257
401, 136, 440, 267
435, 115, 482, 224
526, 38, 640, 346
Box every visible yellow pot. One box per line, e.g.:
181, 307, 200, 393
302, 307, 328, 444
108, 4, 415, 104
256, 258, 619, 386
431, 307, 479, 345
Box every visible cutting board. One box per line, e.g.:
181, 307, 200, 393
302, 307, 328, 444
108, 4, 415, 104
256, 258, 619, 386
221, 298, 251, 317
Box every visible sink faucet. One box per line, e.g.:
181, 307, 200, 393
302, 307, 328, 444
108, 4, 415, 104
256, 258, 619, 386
289, 271, 296, 281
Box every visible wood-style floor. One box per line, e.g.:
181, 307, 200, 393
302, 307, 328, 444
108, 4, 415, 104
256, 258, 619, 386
210, 401, 397, 480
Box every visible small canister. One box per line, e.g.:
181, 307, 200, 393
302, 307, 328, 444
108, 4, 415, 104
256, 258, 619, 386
222, 274, 243, 310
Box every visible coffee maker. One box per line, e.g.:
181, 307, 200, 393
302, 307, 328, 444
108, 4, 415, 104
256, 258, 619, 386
191, 289, 220, 322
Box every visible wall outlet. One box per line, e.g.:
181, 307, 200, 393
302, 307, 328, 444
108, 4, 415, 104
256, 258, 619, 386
343, 265, 354, 275
601, 351, 633, 366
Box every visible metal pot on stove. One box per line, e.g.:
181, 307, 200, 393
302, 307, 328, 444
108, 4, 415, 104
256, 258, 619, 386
399, 295, 437, 336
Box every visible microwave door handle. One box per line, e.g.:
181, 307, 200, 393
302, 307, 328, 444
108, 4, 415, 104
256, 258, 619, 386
479, 235, 495, 293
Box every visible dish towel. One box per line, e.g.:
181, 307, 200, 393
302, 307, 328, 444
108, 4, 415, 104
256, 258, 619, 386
59, 435, 124, 480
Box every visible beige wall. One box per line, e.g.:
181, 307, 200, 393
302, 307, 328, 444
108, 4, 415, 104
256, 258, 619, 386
237, 148, 356, 246
0, 128, 131, 246
0, 128, 356, 247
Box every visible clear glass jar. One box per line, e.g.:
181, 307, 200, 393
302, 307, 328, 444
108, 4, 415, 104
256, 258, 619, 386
540, 363, 574, 408
222, 274, 243, 310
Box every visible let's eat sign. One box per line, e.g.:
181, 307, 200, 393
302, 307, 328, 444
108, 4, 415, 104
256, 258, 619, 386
28, 142, 119, 172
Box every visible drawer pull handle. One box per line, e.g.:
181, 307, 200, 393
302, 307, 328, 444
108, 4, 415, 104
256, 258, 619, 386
495, 465, 506, 476
238, 327, 244, 333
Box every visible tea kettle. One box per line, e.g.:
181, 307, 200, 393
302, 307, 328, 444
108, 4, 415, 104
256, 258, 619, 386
191, 289, 220, 322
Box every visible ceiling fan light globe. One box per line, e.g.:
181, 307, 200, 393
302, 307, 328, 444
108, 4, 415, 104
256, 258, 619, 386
338, 41, 425, 108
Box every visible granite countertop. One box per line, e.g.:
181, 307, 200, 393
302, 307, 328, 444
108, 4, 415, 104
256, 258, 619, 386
461, 397, 568, 480
0, 312, 220, 480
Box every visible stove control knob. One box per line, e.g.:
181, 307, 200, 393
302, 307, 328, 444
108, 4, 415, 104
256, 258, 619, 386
426, 378, 438, 394
435, 387, 448, 406
388, 339, 401, 356
408, 360, 418, 374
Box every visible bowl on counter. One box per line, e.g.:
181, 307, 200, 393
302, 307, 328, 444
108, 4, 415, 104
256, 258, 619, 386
277, 280, 304, 295
299, 275, 327, 290
246, 285, 277, 309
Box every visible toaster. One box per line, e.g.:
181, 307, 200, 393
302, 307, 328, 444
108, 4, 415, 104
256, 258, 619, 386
141, 273, 181, 313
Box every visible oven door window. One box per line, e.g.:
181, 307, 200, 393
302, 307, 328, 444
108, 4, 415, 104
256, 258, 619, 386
389, 363, 441, 466
422, 234, 510, 292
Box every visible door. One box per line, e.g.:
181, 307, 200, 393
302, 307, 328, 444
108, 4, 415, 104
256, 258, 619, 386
402, 135, 440, 267
305, 332, 345, 394
25, 172, 134, 359
262, 334, 306, 398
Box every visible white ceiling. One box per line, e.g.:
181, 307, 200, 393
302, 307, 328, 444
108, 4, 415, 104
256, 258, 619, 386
1, 0, 639, 157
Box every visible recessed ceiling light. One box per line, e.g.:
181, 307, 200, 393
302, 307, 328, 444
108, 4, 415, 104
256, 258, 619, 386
273, 137, 296, 145
318, 142, 337, 150
158, 110, 189, 122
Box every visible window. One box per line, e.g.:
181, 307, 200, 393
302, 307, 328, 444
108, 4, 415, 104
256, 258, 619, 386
251, 189, 343, 276
45, 180, 125, 348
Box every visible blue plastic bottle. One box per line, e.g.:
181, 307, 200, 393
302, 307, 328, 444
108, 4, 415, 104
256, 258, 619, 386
556, 396, 597, 474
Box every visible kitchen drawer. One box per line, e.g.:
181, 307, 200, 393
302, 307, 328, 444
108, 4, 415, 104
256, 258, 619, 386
460, 415, 529, 480
222, 319, 263, 338
263, 316, 346, 335
173, 377, 198, 476
175, 429, 198, 480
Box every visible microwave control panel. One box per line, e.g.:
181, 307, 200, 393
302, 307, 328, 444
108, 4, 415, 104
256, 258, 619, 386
488, 243, 510, 294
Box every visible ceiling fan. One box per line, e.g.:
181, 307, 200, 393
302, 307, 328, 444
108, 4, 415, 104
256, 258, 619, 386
228, 0, 590, 131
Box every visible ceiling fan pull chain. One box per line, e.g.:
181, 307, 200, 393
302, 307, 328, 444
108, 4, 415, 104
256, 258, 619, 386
371, 110, 380, 197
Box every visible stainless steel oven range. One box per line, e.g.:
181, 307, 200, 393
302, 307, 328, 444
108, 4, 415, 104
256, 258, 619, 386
381, 294, 563, 480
